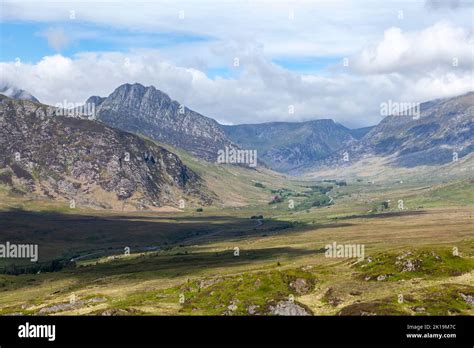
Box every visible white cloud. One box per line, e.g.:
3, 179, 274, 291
1, 23, 472, 130
351, 21, 474, 74
3, 0, 473, 60
1, 0, 473, 128
425, 0, 474, 10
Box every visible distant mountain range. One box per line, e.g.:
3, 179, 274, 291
2, 82, 472, 180
222, 120, 371, 173
85, 83, 374, 172
84, 83, 472, 173
313, 92, 474, 171
0, 94, 211, 209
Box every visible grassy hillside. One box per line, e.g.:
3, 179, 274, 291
305, 152, 474, 185
146, 137, 305, 207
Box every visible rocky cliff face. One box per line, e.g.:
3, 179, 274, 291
91, 83, 236, 162
299, 92, 474, 171
0, 95, 211, 209
223, 119, 363, 173
361, 92, 474, 167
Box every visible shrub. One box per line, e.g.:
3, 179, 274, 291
250, 215, 263, 219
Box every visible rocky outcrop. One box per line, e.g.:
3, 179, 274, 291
268, 300, 311, 316
0, 95, 212, 209
361, 92, 474, 167
91, 83, 237, 162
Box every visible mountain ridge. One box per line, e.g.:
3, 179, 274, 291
7, 82, 471, 176
306, 91, 474, 172
222, 119, 363, 173
0, 83, 39, 103
86, 82, 374, 172
90, 83, 239, 163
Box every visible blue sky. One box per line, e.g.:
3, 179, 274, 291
1, 21, 213, 63
0, 21, 341, 77
272, 57, 342, 74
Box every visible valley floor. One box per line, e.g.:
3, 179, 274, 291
0, 177, 473, 316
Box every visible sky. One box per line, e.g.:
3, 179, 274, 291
0, 0, 473, 128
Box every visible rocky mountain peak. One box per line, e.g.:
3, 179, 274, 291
85, 95, 106, 108
91, 83, 237, 162
0, 83, 39, 103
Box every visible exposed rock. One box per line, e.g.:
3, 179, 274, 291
0, 95, 212, 209
38, 297, 107, 314
289, 278, 311, 295
199, 278, 221, 289
247, 305, 260, 315
223, 301, 239, 315
412, 306, 426, 313
460, 293, 474, 305
354, 92, 474, 167
323, 287, 343, 307
223, 119, 358, 173
398, 259, 422, 272
91, 83, 238, 162
394, 251, 422, 272
303, 92, 474, 171
88, 297, 107, 303
269, 300, 311, 316
39, 302, 83, 314
100, 308, 139, 316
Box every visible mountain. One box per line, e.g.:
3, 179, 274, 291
86, 82, 377, 173
223, 119, 361, 173
85, 95, 106, 108
89, 83, 237, 162
0, 83, 39, 102
86, 83, 473, 173
0, 95, 211, 210
360, 92, 474, 167
348, 126, 374, 140
307, 91, 474, 171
